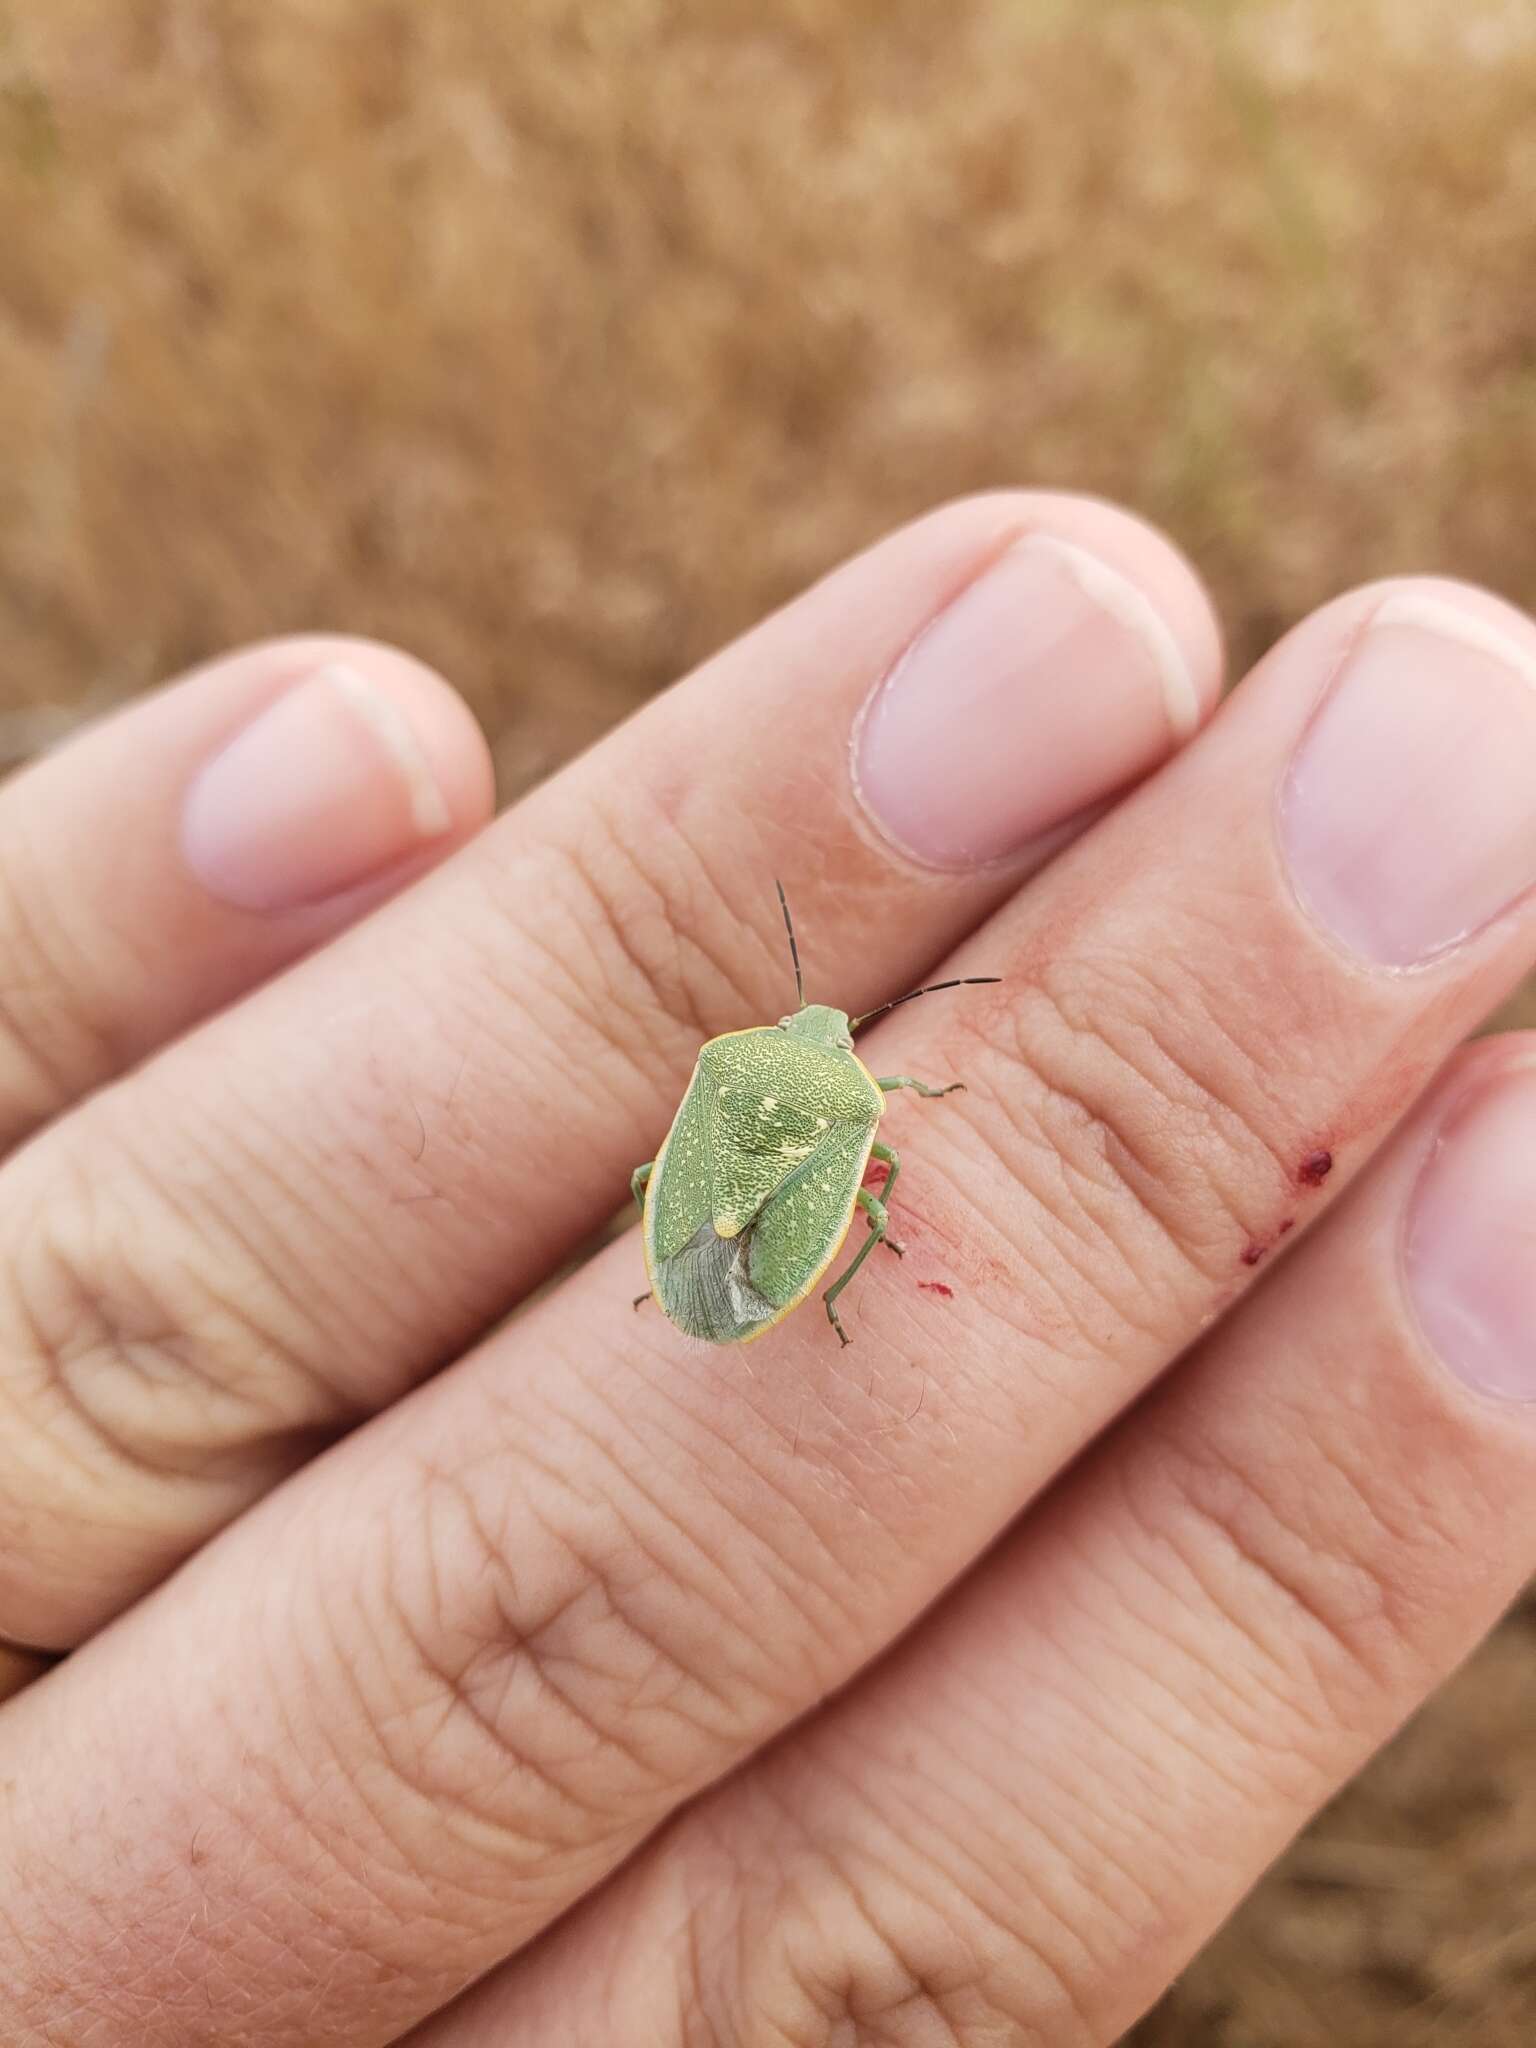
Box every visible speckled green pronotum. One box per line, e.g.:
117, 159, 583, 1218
630, 884, 998, 1347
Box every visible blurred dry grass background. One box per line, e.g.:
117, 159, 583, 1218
2, 1, 1534, 2040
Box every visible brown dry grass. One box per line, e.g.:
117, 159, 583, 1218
1, 2, 1533, 2040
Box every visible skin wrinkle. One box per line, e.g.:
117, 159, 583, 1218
937, 1081, 1253, 1384
937, 1490, 1466, 2048
274, 1567, 524, 1981
501, 1437, 802, 1743
816, 1755, 1102, 2001
461, 851, 676, 1163
185, 1011, 511, 1342
1, 1134, 337, 1495
967, 1507, 1313, 1823
956, 1054, 1194, 1328
309, 1568, 564, 1930
1100, 1577, 1392, 1826
870, 1701, 1167, 1958
61, 1088, 378, 1422
1134, 1427, 1407, 1710
373, 1497, 634, 1845
569, 805, 763, 1060
471, 1384, 777, 1725
70, 1188, 332, 1455
894, 1078, 1187, 1377
597, 1352, 888, 1672
24, 1581, 385, 2048
518, 843, 671, 1064
372, 1570, 627, 1855
1011, 949, 1293, 1281
841, 1698, 1158, 2014
880, 1116, 1118, 1386
349, 1407, 797, 1903
1068, 1469, 1349, 1778
684, 1568, 1320, 2048
774, 1853, 1051, 2048
681, 1763, 1092, 2048
538, 824, 757, 1091
468, 1536, 710, 1780
535, 1295, 919, 1680
1296, 1379, 1474, 1607
1069, 1570, 1315, 1816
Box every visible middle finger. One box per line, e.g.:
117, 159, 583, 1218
3, 577, 1534, 2046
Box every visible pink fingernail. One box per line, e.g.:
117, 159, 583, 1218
1404, 1065, 1536, 1405
1281, 594, 1536, 966
182, 663, 452, 912
851, 534, 1201, 870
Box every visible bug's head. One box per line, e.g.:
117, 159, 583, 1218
779, 1003, 854, 1051
772, 879, 1001, 1048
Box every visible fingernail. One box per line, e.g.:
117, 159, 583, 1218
851, 534, 1201, 869
1404, 1064, 1536, 1404
1281, 594, 1536, 966
182, 663, 452, 911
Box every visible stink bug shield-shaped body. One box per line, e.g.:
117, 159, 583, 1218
639, 1007, 883, 1346
631, 885, 998, 1346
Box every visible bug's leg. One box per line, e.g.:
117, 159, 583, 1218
867, 1139, 904, 1254
632, 1291, 652, 1313
875, 1074, 965, 1099
823, 1181, 899, 1345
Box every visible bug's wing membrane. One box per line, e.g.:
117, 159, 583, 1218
746, 1122, 872, 1314
651, 1219, 782, 1344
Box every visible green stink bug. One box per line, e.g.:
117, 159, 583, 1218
630, 885, 998, 1347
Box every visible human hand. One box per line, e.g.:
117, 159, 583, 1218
3, 494, 1534, 2046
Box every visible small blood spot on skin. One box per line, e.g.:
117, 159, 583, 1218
1241, 1242, 1267, 1267
918, 1280, 955, 1299
864, 1161, 890, 1188
1278, 1218, 1295, 1237
1298, 1149, 1334, 1187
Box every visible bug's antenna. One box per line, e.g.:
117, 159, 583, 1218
850, 977, 1001, 1032
775, 879, 804, 1007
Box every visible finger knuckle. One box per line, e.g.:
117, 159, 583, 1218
681, 1820, 1098, 2048
355, 1420, 789, 1884
0, 1134, 331, 1636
